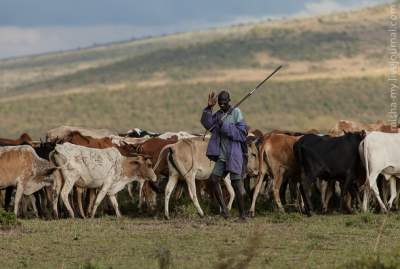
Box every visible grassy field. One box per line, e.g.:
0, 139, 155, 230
0, 76, 387, 138
1, 213, 400, 269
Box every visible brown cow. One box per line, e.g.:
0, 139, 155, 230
249, 132, 302, 216
0, 133, 36, 214
329, 120, 397, 136
0, 145, 56, 217
0, 133, 33, 146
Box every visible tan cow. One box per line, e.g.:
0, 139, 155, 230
50, 143, 156, 218
249, 132, 302, 216
46, 125, 117, 141
155, 136, 260, 219
0, 145, 56, 217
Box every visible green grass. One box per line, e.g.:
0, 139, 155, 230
1, 213, 400, 269
0, 76, 386, 139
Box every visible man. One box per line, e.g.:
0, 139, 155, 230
200, 90, 247, 219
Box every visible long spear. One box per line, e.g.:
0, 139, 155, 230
203, 65, 282, 138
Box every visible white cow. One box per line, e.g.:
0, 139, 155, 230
50, 143, 156, 218
158, 132, 198, 140
361, 131, 400, 212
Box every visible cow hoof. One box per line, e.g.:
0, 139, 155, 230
164, 215, 170, 220
249, 211, 255, 218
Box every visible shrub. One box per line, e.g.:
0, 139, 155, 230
0, 208, 17, 229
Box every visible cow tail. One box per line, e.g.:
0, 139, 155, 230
254, 134, 271, 188
153, 144, 173, 172
168, 142, 191, 179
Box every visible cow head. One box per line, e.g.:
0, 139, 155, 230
123, 155, 157, 182
246, 141, 259, 177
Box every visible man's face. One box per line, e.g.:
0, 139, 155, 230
218, 96, 230, 112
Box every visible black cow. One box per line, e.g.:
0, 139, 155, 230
293, 131, 365, 216
120, 128, 160, 138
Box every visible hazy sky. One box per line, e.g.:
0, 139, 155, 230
0, 0, 391, 59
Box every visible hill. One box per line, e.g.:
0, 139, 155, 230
0, 4, 393, 138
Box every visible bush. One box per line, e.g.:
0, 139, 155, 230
0, 208, 17, 229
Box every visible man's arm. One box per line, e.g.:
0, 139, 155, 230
201, 106, 217, 130
200, 92, 218, 130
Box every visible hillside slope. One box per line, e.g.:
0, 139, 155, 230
0, 4, 393, 138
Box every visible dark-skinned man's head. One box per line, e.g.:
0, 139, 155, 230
218, 90, 231, 113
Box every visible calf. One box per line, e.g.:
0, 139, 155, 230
50, 143, 156, 218
0, 145, 56, 217
293, 132, 365, 215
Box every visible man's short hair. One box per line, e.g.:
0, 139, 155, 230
218, 90, 230, 101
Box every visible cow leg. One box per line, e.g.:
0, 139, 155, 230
288, 179, 297, 206
381, 179, 389, 207
222, 176, 235, 211
369, 173, 387, 213
164, 174, 179, 219
249, 172, 266, 217
319, 180, 327, 213
29, 195, 39, 218
137, 180, 144, 211
5, 186, 14, 211
0, 190, 3, 208
340, 174, 354, 214
126, 183, 134, 203
86, 189, 96, 217
143, 183, 157, 211
76, 187, 86, 218
108, 194, 121, 218
34, 191, 45, 218
388, 176, 397, 210
299, 174, 314, 216
91, 183, 112, 218
186, 175, 204, 217
273, 167, 285, 213
362, 183, 370, 213
60, 177, 77, 218
14, 183, 24, 217
52, 170, 63, 218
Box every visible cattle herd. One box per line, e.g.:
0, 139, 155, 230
0, 119, 399, 220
